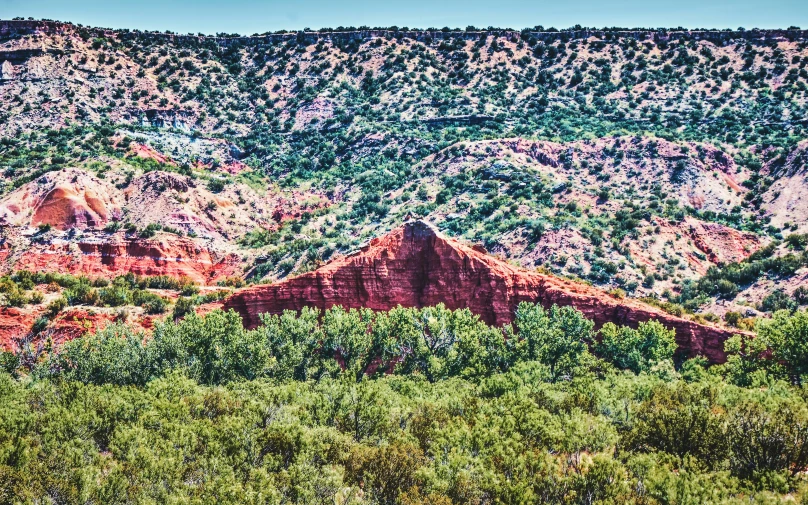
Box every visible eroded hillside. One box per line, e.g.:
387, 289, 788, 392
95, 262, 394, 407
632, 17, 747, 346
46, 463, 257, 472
1, 19, 807, 333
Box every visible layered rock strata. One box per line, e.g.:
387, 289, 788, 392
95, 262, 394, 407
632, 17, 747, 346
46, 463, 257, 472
224, 220, 740, 362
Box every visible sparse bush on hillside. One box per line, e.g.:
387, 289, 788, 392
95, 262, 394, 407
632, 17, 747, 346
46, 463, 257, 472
761, 289, 798, 313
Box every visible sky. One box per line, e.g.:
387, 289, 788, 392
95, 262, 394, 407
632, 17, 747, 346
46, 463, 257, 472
2, 0, 807, 35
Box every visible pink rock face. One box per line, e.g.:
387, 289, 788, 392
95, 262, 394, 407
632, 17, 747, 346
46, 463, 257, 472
224, 220, 739, 363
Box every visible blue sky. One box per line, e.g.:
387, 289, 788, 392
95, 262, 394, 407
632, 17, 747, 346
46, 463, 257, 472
2, 0, 807, 34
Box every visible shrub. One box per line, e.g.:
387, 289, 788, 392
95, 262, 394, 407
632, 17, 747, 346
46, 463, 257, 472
133, 290, 167, 314
622, 383, 728, 469
793, 286, 808, 306
728, 400, 808, 479
724, 311, 743, 327
172, 296, 196, 320
98, 285, 131, 306
139, 223, 161, 238
207, 178, 226, 193
761, 289, 797, 313
2, 289, 28, 308
179, 283, 199, 296
64, 283, 99, 306
46, 296, 67, 316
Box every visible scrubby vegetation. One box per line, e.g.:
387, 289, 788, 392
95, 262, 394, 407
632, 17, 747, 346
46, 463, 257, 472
3, 22, 808, 302
673, 236, 808, 310
1, 304, 808, 503
0, 271, 232, 343
0, 271, 197, 312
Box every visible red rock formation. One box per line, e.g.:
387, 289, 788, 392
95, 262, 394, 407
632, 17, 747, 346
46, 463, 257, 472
224, 220, 741, 363
32, 185, 112, 230
684, 216, 762, 265
11, 233, 240, 285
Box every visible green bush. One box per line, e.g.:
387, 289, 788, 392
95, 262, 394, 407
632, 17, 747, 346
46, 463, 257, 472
133, 290, 167, 314
2, 288, 28, 307
623, 383, 729, 469
762, 289, 797, 313
98, 284, 131, 306
172, 296, 197, 320
64, 282, 99, 306
46, 296, 67, 316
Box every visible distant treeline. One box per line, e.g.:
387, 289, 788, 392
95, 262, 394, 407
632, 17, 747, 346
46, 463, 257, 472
4, 18, 805, 43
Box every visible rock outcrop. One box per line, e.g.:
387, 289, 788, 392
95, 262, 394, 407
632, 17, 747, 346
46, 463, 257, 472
224, 220, 740, 363
32, 185, 112, 230
9, 232, 240, 285
685, 216, 762, 265
0, 168, 122, 229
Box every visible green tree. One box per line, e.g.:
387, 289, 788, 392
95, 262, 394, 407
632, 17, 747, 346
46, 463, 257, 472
151, 309, 273, 384
513, 302, 594, 382
319, 306, 394, 382
257, 307, 321, 381
52, 324, 151, 386
445, 308, 509, 379
722, 331, 777, 386
759, 309, 808, 384
397, 304, 458, 382
595, 320, 677, 374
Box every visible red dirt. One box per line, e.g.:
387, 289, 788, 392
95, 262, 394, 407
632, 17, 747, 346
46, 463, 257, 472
0, 304, 171, 352
0, 307, 36, 351
47, 309, 116, 347
129, 143, 176, 165
0, 308, 114, 352
223, 220, 742, 363
684, 216, 762, 265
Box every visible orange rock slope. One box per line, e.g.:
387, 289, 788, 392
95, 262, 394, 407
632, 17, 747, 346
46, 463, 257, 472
224, 220, 740, 363
0, 168, 122, 230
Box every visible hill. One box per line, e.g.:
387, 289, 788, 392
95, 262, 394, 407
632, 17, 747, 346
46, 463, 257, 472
0, 19, 807, 332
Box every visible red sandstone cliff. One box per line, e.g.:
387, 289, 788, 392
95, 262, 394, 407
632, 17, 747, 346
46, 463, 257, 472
8, 233, 240, 285
223, 220, 740, 363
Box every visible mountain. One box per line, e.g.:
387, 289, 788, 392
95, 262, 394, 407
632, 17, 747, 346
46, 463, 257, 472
224, 220, 738, 362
